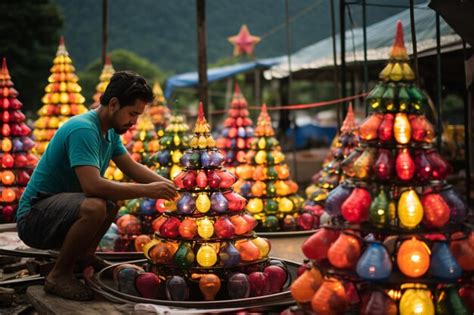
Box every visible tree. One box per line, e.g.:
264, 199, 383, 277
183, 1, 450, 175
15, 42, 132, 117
78, 49, 172, 106
0, 0, 63, 113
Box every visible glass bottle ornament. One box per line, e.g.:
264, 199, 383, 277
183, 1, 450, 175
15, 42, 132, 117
430, 241, 462, 280
378, 113, 394, 142
342, 149, 363, 178
422, 193, 450, 228
449, 232, 474, 271
373, 149, 394, 181
360, 290, 398, 315
227, 273, 250, 299
414, 150, 433, 182
396, 148, 415, 181
425, 149, 451, 180
440, 185, 468, 223
327, 231, 361, 269
196, 244, 218, 267
219, 242, 241, 267
399, 288, 434, 315
301, 227, 340, 261
311, 278, 348, 315
356, 241, 392, 280
369, 189, 394, 226
341, 187, 371, 223
394, 113, 411, 144
353, 148, 376, 179
396, 237, 430, 278
359, 113, 383, 141
411, 115, 435, 143
290, 267, 322, 303
397, 189, 423, 228
325, 183, 353, 216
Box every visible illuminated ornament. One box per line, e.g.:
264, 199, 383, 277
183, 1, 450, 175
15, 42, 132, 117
178, 218, 197, 239
414, 150, 432, 182
422, 193, 450, 228
373, 149, 394, 181
396, 148, 415, 181
173, 242, 195, 267
430, 241, 462, 280
369, 189, 394, 226
196, 170, 207, 188
227, 273, 250, 299
397, 238, 430, 278
325, 184, 353, 217
450, 232, 474, 271
278, 197, 294, 212
311, 278, 348, 315
255, 150, 267, 164
302, 228, 340, 261
251, 237, 271, 259
356, 241, 392, 280
1, 171, 15, 185
290, 267, 322, 303
247, 198, 264, 214
342, 149, 362, 177
197, 274, 221, 301
214, 217, 235, 238
327, 231, 361, 269
196, 193, 211, 213
440, 185, 468, 223
166, 276, 189, 301
378, 113, 394, 142
134, 235, 151, 252
359, 113, 383, 141
159, 217, 180, 238
219, 242, 241, 266
149, 241, 174, 264
341, 187, 371, 223
235, 239, 260, 262
229, 215, 250, 235
223, 191, 247, 211
210, 191, 228, 213
197, 217, 214, 239
207, 171, 221, 189
425, 149, 451, 180
196, 244, 217, 267
399, 289, 434, 315
353, 148, 376, 179
398, 189, 423, 228
436, 287, 471, 315
411, 115, 435, 143
227, 24, 261, 56
394, 113, 411, 144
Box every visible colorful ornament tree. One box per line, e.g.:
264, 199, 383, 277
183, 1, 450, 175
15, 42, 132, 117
125, 113, 159, 166
90, 57, 115, 110
303, 104, 358, 220
0, 59, 38, 223
33, 37, 87, 155
132, 103, 288, 301
148, 82, 169, 135
216, 83, 254, 174
235, 105, 310, 232
291, 21, 473, 315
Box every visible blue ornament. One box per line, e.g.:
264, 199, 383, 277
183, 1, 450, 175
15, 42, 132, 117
222, 128, 230, 137
117, 267, 141, 296
180, 152, 192, 167
219, 242, 241, 267
177, 193, 196, 214
140, 198, 156, 216
325, 184, 353, 216
230, 139, 236, 149
158, 150, 171, 165
237, 127, 246, 138
225, 151, 235, 164
227, 273, 250, 299
245, 127, 254, 137
356, 242, 392, 281
12, 138, 23, 152
441, 186, 468, 223
211, 191, 228, 213
166, 276, 189, 301
430, 241, 462, 280
239, 182, 252, 197
201, 151, 211, 168
209, 151, 224, 167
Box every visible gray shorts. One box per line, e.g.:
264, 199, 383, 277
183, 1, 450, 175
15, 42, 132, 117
17, 192, 116, 250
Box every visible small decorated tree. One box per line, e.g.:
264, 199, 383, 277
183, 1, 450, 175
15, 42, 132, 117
90, 57, 115, 110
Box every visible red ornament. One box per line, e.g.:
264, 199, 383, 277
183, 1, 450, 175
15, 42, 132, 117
217, 170, 237, 189
373, 149, 394, 181
214, 217, 235, 238
327, 231, 361, 269
263, 265, 287, 294
377, 113, 394, 142
414, 150, 432, 182
230, 215, 250, 235
425, 149, 451, 180
341, 187, 371, 223
2, 153, 14, 168
410, 115, 435, 143
207, 171, 221, 189
359, 113, 383, 141
422, 193, 450, 228
302, 228, 340, 261
227, 25, 261, 56
174, 171, 186, 189
182, 171, 197, 188
395, 148, 415, 181
196, 171, 208, 189
223, 191, 247, 212
159, 217, 181, 238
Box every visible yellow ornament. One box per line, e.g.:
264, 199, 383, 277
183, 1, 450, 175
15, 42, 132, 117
251, 237, 270, 259
394, 113, 411, 144
258, 138, 266, 149
398, 189, 423, 228
142, 239, 160, 260
170, 165, 183, 180
399, 289, 434, 315
172, 150, 183, 164
197, 218, 214, 239
247, 198, 264, 214
113, 168, 124, 181
273, 151, 285, 164
173, 134, 181, 146
207, 136, 216, 148
275, 180, 290, 196
197, 244, 217, 267
190, 136, 199, 148
389, 62, 403, 81
198, 135, 208, 149
255, 150, 267, 164
278, 197, 294, 212
196, 193, 211, 213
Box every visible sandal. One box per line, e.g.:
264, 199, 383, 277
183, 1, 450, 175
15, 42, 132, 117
44, 278, 94, 301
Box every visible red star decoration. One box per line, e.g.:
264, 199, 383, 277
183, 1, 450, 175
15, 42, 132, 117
227, 24, 261, 56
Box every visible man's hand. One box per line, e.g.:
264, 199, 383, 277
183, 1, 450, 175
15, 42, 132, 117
144, 181, 178, 200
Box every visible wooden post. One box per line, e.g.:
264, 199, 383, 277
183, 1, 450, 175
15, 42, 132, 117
196, 0, 209, 118
102, 0, 108, 64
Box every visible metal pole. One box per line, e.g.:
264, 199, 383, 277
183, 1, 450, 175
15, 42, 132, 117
340, 0, 347, 124
435, 13, 442, 150
102, 0, 108, 64
329, 0, 340, 129
408, 0, 419, 86
196, 0, 209, 118
463, 40, 472, 207
362, 0, 369, 115
285, 0, 298, 180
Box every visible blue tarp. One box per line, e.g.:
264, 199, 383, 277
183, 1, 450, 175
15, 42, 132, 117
164, 56, 284, 99
285, 124, 338, 150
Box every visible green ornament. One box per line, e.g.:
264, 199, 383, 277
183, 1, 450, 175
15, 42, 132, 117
267, 166, 278, 179
263, 215, 280, 231
366, 83, 385, 110
382, 82, 395, 112
398, 84, 410, 112
173, 242, 195, 267
265, 199, 278, 214
266, 182, 276, 197
368, 189, 390, 226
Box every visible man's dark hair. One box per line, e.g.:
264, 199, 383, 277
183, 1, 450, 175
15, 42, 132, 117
100, 71, 154, 107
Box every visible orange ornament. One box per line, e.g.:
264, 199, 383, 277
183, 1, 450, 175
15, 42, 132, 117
311, 278, 348, 315
450, 232, 474, 271
235, 240, 260, 262
2, 188, 16, 202
396, 237, 430, 278
327, 231, 361, 269
290, 267, 323, 303
2, 171, 15, 185
251, 181, 266, 197
134, 235, 151, 252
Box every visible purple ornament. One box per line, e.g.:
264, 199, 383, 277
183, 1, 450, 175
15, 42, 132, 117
441, 186, 468, 223
245, 127, 254, 137
180, 152, 192, 167
165, 276, 189, 301
140, 198, 156, 216
227, 273, 250, 299
237, 127, 246, 138
209, 151, 224, 167
211, 191, 228, 213
219, 242, 241, 266
200, 151, 211, 168
12, 138, 23, 152
158, 150, 171, 165
177, 193, 196, 214
325, 184, 353, 216
22, 138, 35, 151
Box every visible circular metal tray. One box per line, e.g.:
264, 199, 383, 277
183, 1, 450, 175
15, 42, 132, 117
93, 258, 300, 309
258, 229, 316, 238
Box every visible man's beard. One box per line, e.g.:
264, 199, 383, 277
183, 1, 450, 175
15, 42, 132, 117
114, 125, 131, 134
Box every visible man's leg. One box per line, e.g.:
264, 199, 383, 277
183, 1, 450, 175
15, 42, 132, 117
45, 198, 108, 299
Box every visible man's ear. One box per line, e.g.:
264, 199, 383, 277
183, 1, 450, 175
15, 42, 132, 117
109, 97, 120, 112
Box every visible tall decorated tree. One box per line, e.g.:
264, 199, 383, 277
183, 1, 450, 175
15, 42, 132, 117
130, 103, 288, 301
90, 57, 115, 110
0, 59, 39, 222
33, 37, 87, 155
291, 22, 473, 315
303, 104, 358, 219
216, 83, 254, 174
235, 105, 313, 232
148, 82, 169, 135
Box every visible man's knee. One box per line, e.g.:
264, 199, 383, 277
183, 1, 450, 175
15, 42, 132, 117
80, 198, 108, 222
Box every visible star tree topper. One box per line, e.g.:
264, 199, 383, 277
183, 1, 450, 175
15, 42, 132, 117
227, 24, 261, 56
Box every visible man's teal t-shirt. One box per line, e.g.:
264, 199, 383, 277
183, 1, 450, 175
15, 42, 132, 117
17, 111, 127, 220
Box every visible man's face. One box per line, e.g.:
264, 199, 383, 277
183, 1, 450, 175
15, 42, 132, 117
110, 99, 147, 134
